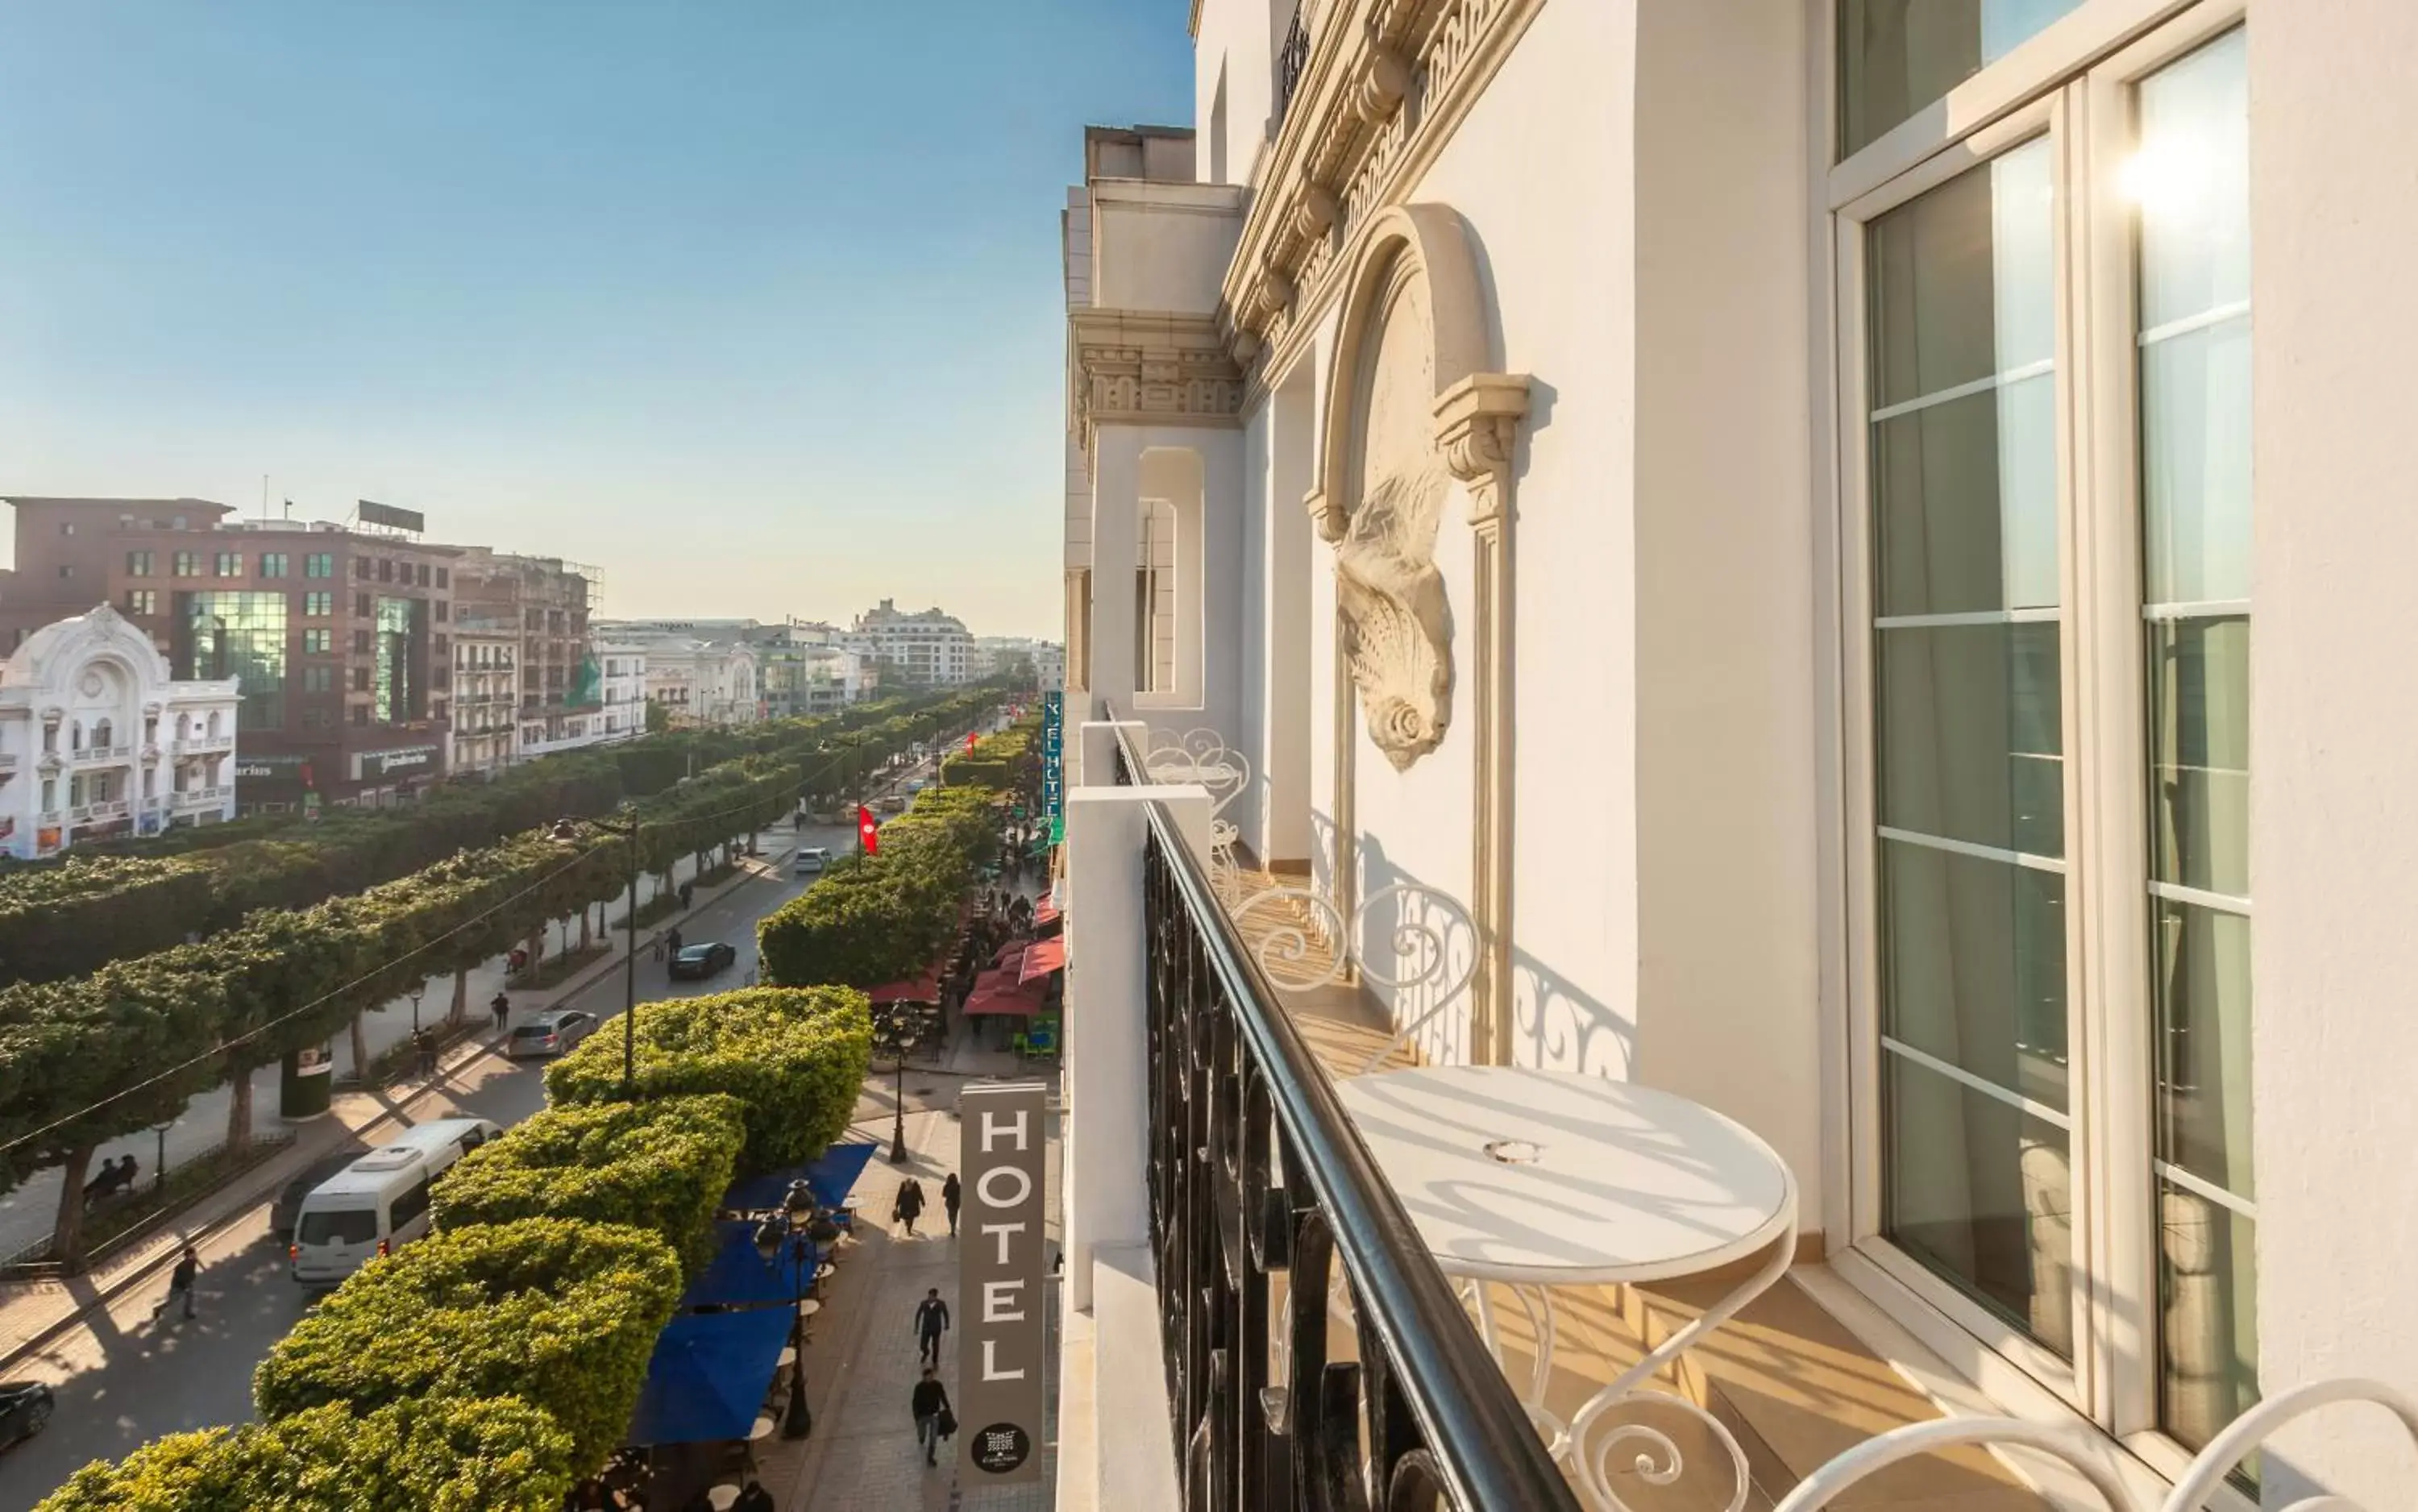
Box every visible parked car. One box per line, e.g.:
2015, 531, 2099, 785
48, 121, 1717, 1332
273, 1149, 372, 1244
793, 845, 831, 876
504, 1010, 597, 1059
0, 1382, 53, 1453
669, 941, 738, 981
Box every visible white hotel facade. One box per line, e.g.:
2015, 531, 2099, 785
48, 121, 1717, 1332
1055, 1, 2416, 1507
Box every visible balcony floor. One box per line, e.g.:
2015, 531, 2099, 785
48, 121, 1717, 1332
1220, 870, 2050, 1511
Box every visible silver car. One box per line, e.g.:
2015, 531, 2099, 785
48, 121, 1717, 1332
505, 1010, 596, 1059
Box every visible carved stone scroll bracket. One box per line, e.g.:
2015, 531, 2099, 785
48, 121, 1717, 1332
1434, 372, 1531, 534
1305, 488, 1348, 546
1356, 36, 1411, 124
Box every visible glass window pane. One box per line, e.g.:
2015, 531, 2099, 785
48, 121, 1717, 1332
2142, 322, 2252, 606
2154, 899, 2254, 1198
1878, 623, 2063, 857
2133, 30, 2251, 333
2149, 616, 2250, 897
1840, 0, 2083, 158
2158, 1185, 2258, 1456
1881, 839, 2068, 1110
1884, 1052, 2075, 1357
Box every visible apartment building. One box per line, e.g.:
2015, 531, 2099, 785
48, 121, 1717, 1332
0, 498, 455, 809
1054, 2, 2417, 1507
844, 599, 974, 685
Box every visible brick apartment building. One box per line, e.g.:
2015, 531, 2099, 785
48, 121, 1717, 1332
0, 497, 599, 810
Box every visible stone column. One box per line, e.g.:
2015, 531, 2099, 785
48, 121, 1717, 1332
1435, 373, 1530, 1066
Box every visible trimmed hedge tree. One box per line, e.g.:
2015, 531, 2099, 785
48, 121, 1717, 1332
754, 784, 995, 991
430, 1094, 746, 1274
544, 987, 871, 1170
31, 1395, 577, 1512
253, 1218, 679, 1470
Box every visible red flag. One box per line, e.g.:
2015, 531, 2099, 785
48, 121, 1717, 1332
965, 731, 978, 754
857, 805, 879, 856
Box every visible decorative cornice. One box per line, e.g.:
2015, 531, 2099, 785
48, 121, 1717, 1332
1068, 308, 1245, 451
1221, 0, 1544, 384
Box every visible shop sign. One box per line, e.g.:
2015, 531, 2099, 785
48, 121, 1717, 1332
358, 746, 438, 780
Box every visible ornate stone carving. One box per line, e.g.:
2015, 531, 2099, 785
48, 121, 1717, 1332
1304, 488, 1346, 545
1291, 185, 1340, 243
1354, 38, 1411, 123
1068, 309, 1244, 449
1433, 372, 1531, 529
1333, 260, 1454, 771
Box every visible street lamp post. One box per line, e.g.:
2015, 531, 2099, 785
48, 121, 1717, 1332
754, 1178, 825, 1440
874, 1008, 918, 1164
407, 986, 424, 1033
552, 812, 642, 1099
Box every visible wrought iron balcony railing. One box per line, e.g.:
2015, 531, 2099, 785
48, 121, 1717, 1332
1277, 3, 1312, 127
1111, 715, 1577, 1510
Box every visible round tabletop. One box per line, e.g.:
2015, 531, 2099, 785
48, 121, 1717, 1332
1335, 1066, 1796, 1285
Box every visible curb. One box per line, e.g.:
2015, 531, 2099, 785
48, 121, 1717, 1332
0, 847, 800, 1374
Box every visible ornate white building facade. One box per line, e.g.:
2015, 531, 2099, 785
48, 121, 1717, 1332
1061, 0, 2416, 1505
641, 640, 759, 728
844, 600, 975, 684
0, 604, 240, 856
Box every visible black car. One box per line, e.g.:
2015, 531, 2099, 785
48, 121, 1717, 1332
0, 1381, 54, 1453
272, 1149, 371, 1244
669, 941, 738, 981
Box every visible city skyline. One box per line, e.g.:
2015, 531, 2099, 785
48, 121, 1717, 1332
0, 0, 1195, 640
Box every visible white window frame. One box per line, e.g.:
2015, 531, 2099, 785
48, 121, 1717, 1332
1823, 1, 2254, 1498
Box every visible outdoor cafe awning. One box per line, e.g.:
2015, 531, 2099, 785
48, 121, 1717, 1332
721, 1141, 879, 1214
626, 1308, 793, 1446
1018, 937, 1066, 985
867, 969, 941, 1004
966, 968, 1045, 1019
680, 1221, 820, 1311
1032, 893, 1061, 928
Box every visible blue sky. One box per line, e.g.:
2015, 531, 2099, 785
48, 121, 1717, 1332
0, 1, 1194, 637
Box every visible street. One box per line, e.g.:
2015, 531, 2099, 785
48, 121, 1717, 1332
0, 818, 862, 1511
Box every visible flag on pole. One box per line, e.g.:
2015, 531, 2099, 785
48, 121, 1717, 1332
857, 805, 879, 856
965, 731, 978, 754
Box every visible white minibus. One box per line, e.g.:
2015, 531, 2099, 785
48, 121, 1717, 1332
288, 1117, 500, 1284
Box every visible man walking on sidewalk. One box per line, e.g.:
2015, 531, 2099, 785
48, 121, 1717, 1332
490, 991, 510, 1035
152, 1243, 199, 1323
911, 1365, 952, 1468
914, 1286, 949, 1367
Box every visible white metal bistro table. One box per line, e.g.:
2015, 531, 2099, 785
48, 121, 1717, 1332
1335, 1065, 1798, 1512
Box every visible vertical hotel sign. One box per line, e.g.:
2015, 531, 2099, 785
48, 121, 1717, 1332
1041, 691, 1064, 845
959, 1081, 1048, 1483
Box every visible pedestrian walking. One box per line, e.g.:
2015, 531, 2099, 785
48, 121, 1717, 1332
489, 991, 510, 1034
412, 1027, 437, 1080
152, 1242, 199, 1323
914, 1286, 950, 1367
941, 1172, 962, 1236
911, 1365, 953, 1468
667, 927, 684, 958
894, 1176, 927, 1237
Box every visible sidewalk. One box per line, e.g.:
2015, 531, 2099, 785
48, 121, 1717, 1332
770, 1051, 1062, 1510
0, 832, 800, 1373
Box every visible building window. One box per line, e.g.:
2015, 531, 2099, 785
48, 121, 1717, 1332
416, 563, 430, 587
178, 591, 288, 731
126, 550, 154, 577
1843, 11, 2253, 1466
352, 629, 372, 654
434, 599, 449, 621
125, 589, 157, 616
377, 559, 393, 583
435, 567, 449, 588
172, 551, 199, 578
303, 591, 332, 617
303, 665, 333, 693
355, 557, 372, 579
355, 592, 373, 618
214, 552, 242, 578
260, 552, 289, 578
302, 629, 332, 654
302, 707, 331, 729
351, 704, 369, 727
352, 666, 370, 692
1839, 0, 2084, 159
305, 553, 334, 579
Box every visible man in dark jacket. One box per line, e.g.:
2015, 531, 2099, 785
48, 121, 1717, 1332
914, 1286, 949, 1366
152, 1242, 199, 1322
911, 1365, 951, 1467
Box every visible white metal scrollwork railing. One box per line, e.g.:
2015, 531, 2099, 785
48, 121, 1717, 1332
1771, 1377, 2418, 1512
1142, 728, 1253, 903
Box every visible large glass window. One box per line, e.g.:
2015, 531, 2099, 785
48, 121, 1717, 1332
260, 552, 289, 578
2133, 27, 2254, 1456
178, 592, 288, 731
1868, 132, 2072, 1357
374, 596, 418, 723
1850, 8, 2257, 1465
305, 553, 334, 578
1841, 0, 2084, 156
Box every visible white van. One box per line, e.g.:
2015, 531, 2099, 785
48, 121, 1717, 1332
288, 1117, 501, 1284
